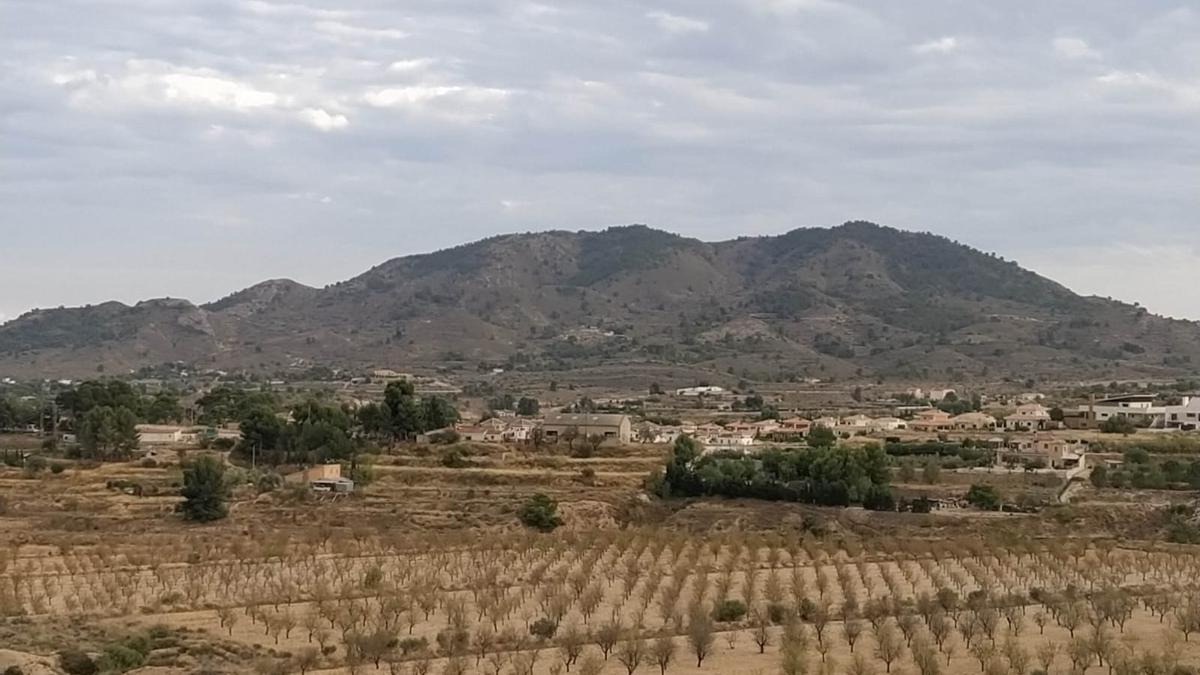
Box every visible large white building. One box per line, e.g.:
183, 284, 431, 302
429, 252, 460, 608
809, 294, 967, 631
1164, 397, 1200, 430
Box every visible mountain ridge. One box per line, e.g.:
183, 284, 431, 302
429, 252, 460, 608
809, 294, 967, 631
2, 222, 1197, 381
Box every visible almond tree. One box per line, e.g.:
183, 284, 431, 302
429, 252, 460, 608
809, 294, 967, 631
1035, 642, 1058, 674
912, 638, 941, 675
615, 638, 646, 675
558, 623, 586, 671
688, 609, 716, 667
651, 636, 676, 675
874, 625, 903, 673
752, 609, 772, 654
595, 620, 622, 660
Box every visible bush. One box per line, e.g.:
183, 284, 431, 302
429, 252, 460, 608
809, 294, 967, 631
441, 448, 470, 469
398, 637, 429, 655
4, 666, 24, 675
518, 493, 562, 532
1100, 417, 1136, 435
712, 599, 748, 623
964, 483, 1002, 511
50, 462, 66, 474
59, 650, 98, 675
766, 603, 791, 624
529, 617, 559, 640
861, 484, 895, 511
96, 645, 144, 673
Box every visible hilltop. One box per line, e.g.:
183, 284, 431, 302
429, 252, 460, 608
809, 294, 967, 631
2, 221, 1198, 381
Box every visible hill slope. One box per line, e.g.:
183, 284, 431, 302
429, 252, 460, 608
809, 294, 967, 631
2, 222, 1198, 381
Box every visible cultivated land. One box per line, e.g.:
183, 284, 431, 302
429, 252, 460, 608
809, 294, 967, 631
4, 434, 1200, 674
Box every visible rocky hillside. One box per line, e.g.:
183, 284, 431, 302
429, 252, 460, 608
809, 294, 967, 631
3, 222, 1198, 381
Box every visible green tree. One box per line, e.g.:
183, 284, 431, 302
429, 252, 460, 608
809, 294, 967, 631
78, 405, 140, 460
922, 461, 941, 484
808, 425, 836, 448
196, 386, 276, 425
964, 484, 1002, 511
423, 396, 459, 429
516, 397, 540, 416
518, 493, 562, 532
143, 391, 183, 424
239, 406, 285, 458
384, 380, 425, 441
56, 379, 142, 419
179, 455, 229, 522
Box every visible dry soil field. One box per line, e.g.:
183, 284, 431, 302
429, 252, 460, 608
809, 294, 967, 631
1, 441, 1198, 675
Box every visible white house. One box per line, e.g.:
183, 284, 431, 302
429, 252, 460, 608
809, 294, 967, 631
675, 386, 726, 397
1164, 397, 1200, 430
1079, 394, 1167, 427
1003, 404, 1053, 432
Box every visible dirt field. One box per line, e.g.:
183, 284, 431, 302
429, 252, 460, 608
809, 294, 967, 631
2, 441, 1198, 674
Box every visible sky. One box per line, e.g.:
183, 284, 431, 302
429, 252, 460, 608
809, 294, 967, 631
2, 0, 1198, 322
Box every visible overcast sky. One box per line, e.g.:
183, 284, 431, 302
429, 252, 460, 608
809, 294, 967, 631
2, 0, 1198, 322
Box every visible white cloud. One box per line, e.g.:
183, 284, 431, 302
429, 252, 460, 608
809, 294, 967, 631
313, 20, 408, 41
5, 0, 1200, 323
50, 60, 283, 112
646, 10, 709, 34
300, 108, 348, 131
912, 36, 958, 55
362, 84, 511, 121
1053, 37, 1101, 60
388, 58, 437, 73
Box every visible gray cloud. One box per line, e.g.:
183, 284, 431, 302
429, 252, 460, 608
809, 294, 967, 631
1, 0, 1198, 319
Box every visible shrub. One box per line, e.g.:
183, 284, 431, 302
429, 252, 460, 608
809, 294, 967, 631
766, 603, 791, 624
4, 666, 24, 675
398, 637, 429, 655
518, 493, 563, 532
1100, 417, 1136, 435
861, 484, 895, 511
964, 484, 1002, 511
96, 644, 144, 672
441, 448, 470, 468
529, 618, 559, 641
59, 650, 98, 675
50, 462, 66, 474
712, 599, 748, 623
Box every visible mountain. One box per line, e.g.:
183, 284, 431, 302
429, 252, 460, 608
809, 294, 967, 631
3, 222, 1199, 382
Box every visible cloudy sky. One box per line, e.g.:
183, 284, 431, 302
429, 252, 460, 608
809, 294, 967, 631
2, 0, 1198, 322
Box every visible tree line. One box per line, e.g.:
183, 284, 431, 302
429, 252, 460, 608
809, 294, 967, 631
235, 380, 459, 466
652, 436, 895, 509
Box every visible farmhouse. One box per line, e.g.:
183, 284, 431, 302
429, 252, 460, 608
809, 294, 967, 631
136, 425, 201, 446
1001, 435, 1088, 470
1003, 404, 1053, 432
950, 412, 997, 431
909, 410, 953, 432
1164, 397, 1200, 430
541, 413, 632, 444
1076, 394, 1168, 428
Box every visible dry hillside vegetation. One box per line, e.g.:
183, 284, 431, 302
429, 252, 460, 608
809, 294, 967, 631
4, 223, 1199, 381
